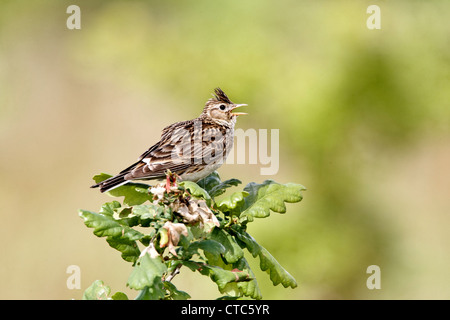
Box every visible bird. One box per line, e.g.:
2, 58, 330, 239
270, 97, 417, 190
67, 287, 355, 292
91, 88, 247, 193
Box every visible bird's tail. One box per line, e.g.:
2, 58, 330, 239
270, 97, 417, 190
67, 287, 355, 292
90, 173, 129, 193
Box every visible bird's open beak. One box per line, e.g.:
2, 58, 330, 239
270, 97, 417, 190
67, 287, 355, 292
231, 104, 248, 116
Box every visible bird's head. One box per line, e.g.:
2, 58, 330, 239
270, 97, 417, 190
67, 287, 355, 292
202, 88, 247, 126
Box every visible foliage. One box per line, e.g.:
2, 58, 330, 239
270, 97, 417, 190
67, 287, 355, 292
79, 171, 305, 300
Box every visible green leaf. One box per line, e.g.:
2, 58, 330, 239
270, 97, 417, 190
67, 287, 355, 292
216, 191, 249, 216
83, 280, 130, 300
211, 228, 244, 264
203, 247, 261, 300
99, 201, 121, 217
118, 207, 133, 218
186, 239, 226, 258
198, 264, 252, 293
163, 281, 191, 300
231, 226, 297, 289
82, 280, 111, 300
233, 257, 262, 299
197, 171, 222, 192
259, 246, 297, 288
158, 227, 169, 248
179, 260, 202, 272
131, 204, 172, 227
196, 171, 242, 198
209, 179, 242, 198
131, 204, 160, 220
127, 253, 167, 291
79, 209, 144, 263
239, 180, 306, 223
179, 181, 211, 205
111, 292, 129, 300
216, 295, 240, 300
231, 226, 260, 257
79, 209, 144, 241
106, 237, 141, 264
134, 281, 165, 300
214, 257, 261, 300
93, 173, 153, 206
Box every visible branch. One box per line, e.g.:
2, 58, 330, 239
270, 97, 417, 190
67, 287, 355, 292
165, 264, 182, 282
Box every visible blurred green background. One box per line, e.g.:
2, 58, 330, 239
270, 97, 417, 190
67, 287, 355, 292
0, 0, 449, 299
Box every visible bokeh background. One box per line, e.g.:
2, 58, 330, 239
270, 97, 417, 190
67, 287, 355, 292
0, 0, 449, 299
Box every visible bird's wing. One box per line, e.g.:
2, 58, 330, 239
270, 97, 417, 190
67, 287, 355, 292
123, 120, 198, 180
132, 120, 192, 162
190, 122, 230, 166
122, 119, 230, 180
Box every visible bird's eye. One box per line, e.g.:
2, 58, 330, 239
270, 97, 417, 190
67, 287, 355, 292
219, 104, 226, 111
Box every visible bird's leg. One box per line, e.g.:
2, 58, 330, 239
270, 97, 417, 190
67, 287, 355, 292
165, 174, 171, 193
164, 169, 177, 193
164, 170, 182, 193
172, 173, 181, 185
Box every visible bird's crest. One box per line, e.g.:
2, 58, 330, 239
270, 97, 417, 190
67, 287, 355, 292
211, 87, 233, 104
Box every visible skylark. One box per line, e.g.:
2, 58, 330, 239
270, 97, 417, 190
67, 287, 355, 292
91, 88, 247, 192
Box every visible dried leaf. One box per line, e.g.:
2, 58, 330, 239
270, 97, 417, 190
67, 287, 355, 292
162, 221, 188, 256
176, 199, 220, 232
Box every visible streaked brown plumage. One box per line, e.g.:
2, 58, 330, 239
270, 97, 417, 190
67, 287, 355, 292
91, 88, 247, 192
